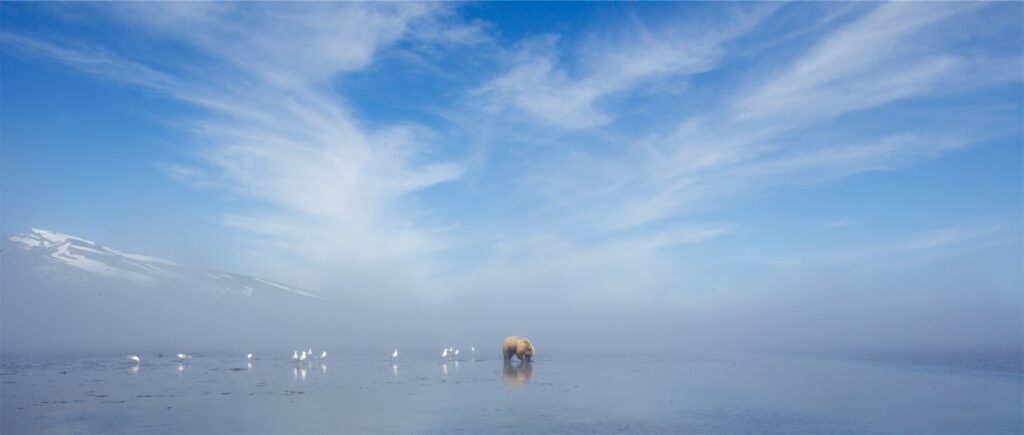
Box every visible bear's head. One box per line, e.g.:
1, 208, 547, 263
523, 340, 535, 361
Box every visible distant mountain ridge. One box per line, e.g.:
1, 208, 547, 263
6, 228, 324, 301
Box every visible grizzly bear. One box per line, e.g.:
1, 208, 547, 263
502, 336, 535, 362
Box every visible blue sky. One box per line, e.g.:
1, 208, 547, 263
2, 3, 1021, 349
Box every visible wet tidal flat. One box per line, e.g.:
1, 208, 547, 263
1, 350, 1021, 434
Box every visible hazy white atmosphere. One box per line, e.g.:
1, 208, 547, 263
2, 2, 1021, 433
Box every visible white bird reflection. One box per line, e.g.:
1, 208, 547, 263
293, 366, 307, 381
391, 363, 398, 376
129, 365, 140, 374
247, 362, 253, 371
441, 362, 448, 376
319, 362, 327, 375
177, 363, 185, 373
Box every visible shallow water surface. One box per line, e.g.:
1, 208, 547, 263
1, 351, 1021, 433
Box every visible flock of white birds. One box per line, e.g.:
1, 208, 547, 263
124, 346, 479, 366
438, 345, 477, 359
289, 348, 328, 363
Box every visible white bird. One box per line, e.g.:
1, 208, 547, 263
176, 353, 192, 361
307, 348, 312, 356
391, 349, 399, 359
247, 353, 253, 361
471, 346, 476, 353
127, 355, 140, 363
319, 351, 327, 360
292, 351, 299, 361
440, 348, 448, 359
299, 351, 307, 362
454, 348, 460, 357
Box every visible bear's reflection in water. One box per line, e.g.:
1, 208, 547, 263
503, 361, 533, 389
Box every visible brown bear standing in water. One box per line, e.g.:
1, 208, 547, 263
502, 336, 535, 362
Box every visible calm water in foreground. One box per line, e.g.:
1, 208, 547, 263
2, 350, 1021, 434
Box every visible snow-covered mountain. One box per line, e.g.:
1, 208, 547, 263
6, 228, 324, 301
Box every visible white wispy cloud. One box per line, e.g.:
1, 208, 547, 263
421, 3, 1019, 307
734, 2, 973, 123
2, 4, 480, 287
503, 2, 1019, 233
0, 32, 179, 93
474, 5, 775, 130
3, 2, 1017, 311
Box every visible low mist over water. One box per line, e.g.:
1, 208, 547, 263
2, 228, 1019, 355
